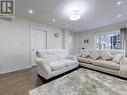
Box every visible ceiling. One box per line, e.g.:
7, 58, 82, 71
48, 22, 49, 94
15, 0, 127, 32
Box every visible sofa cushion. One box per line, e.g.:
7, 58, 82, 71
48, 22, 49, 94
112, 54, 124, 64
44, 55, 57, 62
80, 50, 89, 58
77, 57, 92, 64
56, 54, 66, 61
62, 59, 76, 66
100, 50, 113, 60
93, 60, 119, 70
89, 50, 100, 60
49, 62, 66, 71
36, 50, 54, 58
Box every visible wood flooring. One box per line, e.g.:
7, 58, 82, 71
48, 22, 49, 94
0, 67, 44, 95
0, 66, 78, 95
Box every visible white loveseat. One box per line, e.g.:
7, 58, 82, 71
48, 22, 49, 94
77, 49, 127, 78
36, 49, 78, 79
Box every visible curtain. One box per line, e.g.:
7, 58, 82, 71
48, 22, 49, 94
120, 28, 127, 57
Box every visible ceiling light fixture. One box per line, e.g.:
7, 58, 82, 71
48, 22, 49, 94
118, 14, 122, 18
66, 24, 69, 27
117, 1, 122, 5
70, 10, 81, 21
29, 9, 33, 14
64, 1, 89, 21
52, 18, 56, 22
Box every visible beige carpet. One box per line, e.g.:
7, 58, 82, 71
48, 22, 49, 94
29, 68, 127, 95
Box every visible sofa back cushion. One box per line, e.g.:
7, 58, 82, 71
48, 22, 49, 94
56, 54, 66, 61
112, 54, 124, 64
80, 50, 89, 58
36, 49, 68, 61
80, 49, 125, 61
44, 55, 57, 62
100, 50, 113, 60
36, 50, 54, 58
89, 50, 100, 60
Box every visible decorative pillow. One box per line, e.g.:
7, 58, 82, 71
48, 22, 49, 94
100, 50, 113, 60
89, 51, 100, 60
80, 50, 89, 58
112, 54, 124, 64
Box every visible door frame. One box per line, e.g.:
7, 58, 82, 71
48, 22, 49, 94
30, 27, 47, 67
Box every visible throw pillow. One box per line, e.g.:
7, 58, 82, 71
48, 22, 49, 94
89, 51, 100, 60
112, 54, 124, 64
81, 50, 89, 58
100, 50, 113, 60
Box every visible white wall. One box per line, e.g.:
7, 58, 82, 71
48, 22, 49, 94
73, 32, 82, 54
0, 17, 64, 74
46, 27, 63, 49
74, 20, 127, 53
63, 30, 75, 54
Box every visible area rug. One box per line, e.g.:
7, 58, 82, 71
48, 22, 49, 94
29, 68, 127, 95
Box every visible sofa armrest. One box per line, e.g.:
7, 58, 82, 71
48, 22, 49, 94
119, 58, 127, 78
66, 55, 79, 64
36, 58, 51, 73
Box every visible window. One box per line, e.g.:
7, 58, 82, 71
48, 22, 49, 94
96, 31, 121, 50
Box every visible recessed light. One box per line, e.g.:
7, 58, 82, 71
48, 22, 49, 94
118, 14, 122, 18
117, 1, 122, 5
52, 18, 56, 22
66, 24, 69, 27
29, 9, 33, 14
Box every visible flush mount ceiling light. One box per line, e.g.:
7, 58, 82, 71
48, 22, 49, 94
66, 24, 69, 27
64, 1, 89, 21
52, 18, 56, 22
117, 1, 122, 5
70, 10, 81, 21
29, 9, 33, 14
118, 14, 122, 18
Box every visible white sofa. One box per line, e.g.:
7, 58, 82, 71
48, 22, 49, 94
77, 49, 127, 78
36, 49, 78, 79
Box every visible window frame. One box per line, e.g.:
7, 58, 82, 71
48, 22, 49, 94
95, 30, 121, 50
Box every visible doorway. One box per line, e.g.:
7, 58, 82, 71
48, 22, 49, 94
31, 28, 47, 66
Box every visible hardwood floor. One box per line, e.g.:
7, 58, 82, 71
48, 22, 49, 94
0, 67, 44, 95
0, 66, 78, 95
